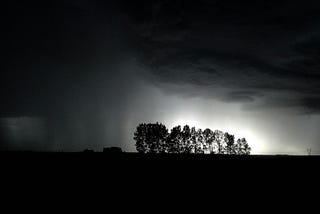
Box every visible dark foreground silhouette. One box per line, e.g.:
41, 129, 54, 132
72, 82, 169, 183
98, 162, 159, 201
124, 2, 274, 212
2, 150, 319, 172
1, 150, 320, 195
134, 122, 251, 154
2, 150, 319, 206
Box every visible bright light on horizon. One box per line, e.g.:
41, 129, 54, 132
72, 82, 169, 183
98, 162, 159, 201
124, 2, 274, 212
126, 85, 311, 155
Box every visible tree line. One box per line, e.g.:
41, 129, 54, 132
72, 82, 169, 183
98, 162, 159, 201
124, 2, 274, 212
134, 122, 251, 155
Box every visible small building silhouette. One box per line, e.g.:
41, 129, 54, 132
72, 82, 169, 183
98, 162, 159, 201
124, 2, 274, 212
83, 149, 94, 153
103, 147, 122, 154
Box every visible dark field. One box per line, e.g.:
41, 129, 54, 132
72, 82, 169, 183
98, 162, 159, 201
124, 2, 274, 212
2, 151, 319, 174
2, 152, 319, 198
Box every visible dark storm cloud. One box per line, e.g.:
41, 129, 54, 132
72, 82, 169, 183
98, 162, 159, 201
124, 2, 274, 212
125, 0, 320, 112
2, 0, 320, 152
1, 0, 136, 151
224, 91, 260, 103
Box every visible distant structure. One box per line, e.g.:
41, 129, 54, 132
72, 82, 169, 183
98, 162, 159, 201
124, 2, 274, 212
83, 149, 94, 153
103, 147, 122, 154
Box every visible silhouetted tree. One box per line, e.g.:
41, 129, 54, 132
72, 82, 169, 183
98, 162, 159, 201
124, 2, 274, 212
213, 130, 225, 154
167, 125, 183, 153
133, 122, 251, 155
195, 129, 204, 154
181, 125, 192, 153
235, 138, 251, 155
134, 123, 148, 153
224, 132, 236, 154
133, 123, 168, 153
190, 127, 198, 153
203, 128, 214, 154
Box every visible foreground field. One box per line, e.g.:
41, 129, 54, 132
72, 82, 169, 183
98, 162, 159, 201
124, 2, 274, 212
1, 151, 319, 194
2, 151, 319, 173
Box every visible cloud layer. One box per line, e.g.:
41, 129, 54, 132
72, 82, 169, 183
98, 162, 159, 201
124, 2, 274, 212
1, 0, 320, 153
126, 0, 320, 113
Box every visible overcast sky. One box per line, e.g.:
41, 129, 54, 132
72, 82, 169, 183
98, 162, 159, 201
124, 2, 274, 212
1, 0, 320, 154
